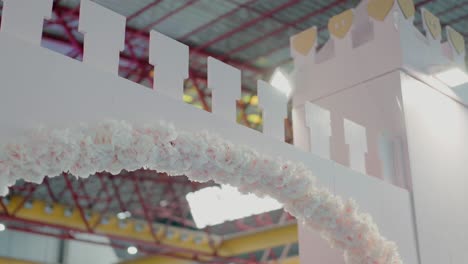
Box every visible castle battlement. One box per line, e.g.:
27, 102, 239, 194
290, 0, 468, 190
289, 0, 466, 106
1, 1, 467, 262
0, 0, 291, 142
0, 0, 466, 190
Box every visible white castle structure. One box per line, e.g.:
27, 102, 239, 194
0, 0, 467, 263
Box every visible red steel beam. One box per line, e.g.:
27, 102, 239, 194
158, 181, 178, 224
127, 0, 163, 22
415, 0, 435, 8
88, 175, 112, 207
142, 0, 199, 32
135, 65, 152, 84
10, 185, 37, 216
226, 0, 303, 31
43, 177, 59, 203
112, 171, 205, 186
415, 2, 468, 27
90, 175, 114, 229
97, 173, 197, 222
1, 217, 253, 263
192, 0, 299, 53
63, 173, 92, 232
122, 62, 146, 81
150, 207, 197, 227
244, 0, 344, 66
5, 225, 186, 261
124, 38, 144, 67
235, 219, 254, 231
78, 180, 92, 207
0, 198, 8, 215
55, 0, 81, 17
4, 223, 264, 264
190, 77, 210, 111
181, 184, 196, 224
53, 9, 83, 55
49, 4, 267, 75
443, 13, 468, 28
179, 0, 258, 41
56, 183, 69, 202
124, 28, 264, 75
131, 171, 160, 242
104, 173, 128, 214
165, 181, 188, 221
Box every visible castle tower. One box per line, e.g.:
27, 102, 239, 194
290, 0, 467, 263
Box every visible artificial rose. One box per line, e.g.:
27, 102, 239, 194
0, 120, 402, 264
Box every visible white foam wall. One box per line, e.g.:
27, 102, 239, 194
401, 74, 468, 263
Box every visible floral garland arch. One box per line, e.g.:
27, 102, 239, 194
0, 120, 402, 263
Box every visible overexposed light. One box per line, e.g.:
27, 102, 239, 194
186, 185, 282, 229
183, 94, 193, 103
270, 69, 292, 97
117, 211, 131, 220
45, 203, 53, 214
160, 200, 169, 207
64, 207, 73, 217
0, 223, 5, 232
127, 246, 138, 255
434, 67, 468, 87
250, 95, 259, 106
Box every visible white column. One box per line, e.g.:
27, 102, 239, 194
208, 57, 241, 120
305, 102, 331, 159
149, 31, 189, 100
79, 0, 126, 75
344, 118, 367, 173
258, 80, 288, 141
0, 0, 53, 45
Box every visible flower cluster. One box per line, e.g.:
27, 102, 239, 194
0, 120, 402, 264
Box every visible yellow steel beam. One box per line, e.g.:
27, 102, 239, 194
118, 251, 219, 264
217, 223, 298, 256
120, 224, 299, 263
120, 255, 300, 264
0, 257, 39, 264
0, 196, 298, 262
119, 255, 193, 264
0, 195, 219, 255
269, 256, 300, 264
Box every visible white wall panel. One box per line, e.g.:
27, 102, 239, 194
64, 234, 118, 264
0, 229, 60, 263
401, 74, 468, 263
298, 161, 419, 264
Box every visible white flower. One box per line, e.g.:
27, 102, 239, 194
0, 120, 402, 264
109, 121, 133, 149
